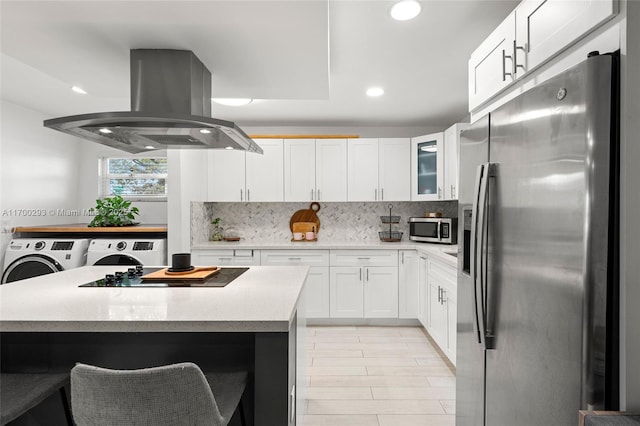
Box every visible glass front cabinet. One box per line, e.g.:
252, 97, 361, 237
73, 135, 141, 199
411, 132, 444, 201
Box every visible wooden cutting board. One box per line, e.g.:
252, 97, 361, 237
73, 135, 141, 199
289, 202, 321, 233
141, 267, 220, 282
292, 222, 317, 233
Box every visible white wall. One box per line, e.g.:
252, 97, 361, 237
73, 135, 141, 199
0, 100, 83, 268
1, 100, 84, 225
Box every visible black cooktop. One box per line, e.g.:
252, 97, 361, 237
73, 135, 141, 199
79, 267, 249, 288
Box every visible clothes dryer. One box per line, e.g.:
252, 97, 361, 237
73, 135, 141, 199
86, 239, 166, 266
2, 238, 90, 284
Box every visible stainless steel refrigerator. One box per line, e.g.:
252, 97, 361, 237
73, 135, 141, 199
456, 52, 619, 426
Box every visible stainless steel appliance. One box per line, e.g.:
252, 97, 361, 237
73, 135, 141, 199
456, 52, 619, 426
408, 217, 457, 244
44, 49, 263, 154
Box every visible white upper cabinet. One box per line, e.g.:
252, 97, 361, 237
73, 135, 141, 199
208, 139, 283, 202
514, 0, 617, 78
469, 0, 617, 111
443, 123, 468, 200
348, 138, 379, 201
411, 132, 444, 201
316, 139, 348, 201
468, 12, 516, 111
284, 139, 316, 202
378, 138, 411, 201
207, 149, 246, 202
245, 139, 284, 202
347, 138, 411, 202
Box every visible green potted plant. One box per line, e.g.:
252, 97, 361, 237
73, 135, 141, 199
88, 195, 140, 227
210, 217, 224, 241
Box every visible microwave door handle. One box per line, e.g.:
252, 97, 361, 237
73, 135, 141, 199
437, 220, 442, 241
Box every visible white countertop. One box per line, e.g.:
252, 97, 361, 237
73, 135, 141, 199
0, 265, 308, 333
192, 240, 459, 267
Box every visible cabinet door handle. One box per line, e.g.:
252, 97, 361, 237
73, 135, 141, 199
317, 189, 321, 200
375, 188, 378, 201
381, 188, 384, 201
360, 268, 362, 281
513, 40, 526, 75
442, 289, 447, 305
366, 268, 369, 281
240, 189, 243, 202
438, 286, 442, 303
401, 252, 404, 264
502, 48, 513, 81
438, 187, 442, 199
247, 189, 250, 201
311, 189, 314, 200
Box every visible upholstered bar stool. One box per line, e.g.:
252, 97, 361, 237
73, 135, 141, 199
71, 362, 248, 426
0, 373, 73, 425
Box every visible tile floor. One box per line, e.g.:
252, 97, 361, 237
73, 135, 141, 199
303, 325, 456, 426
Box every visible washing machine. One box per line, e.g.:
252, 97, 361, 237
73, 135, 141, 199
1, 238, 90, 284
86, 239, 166, 266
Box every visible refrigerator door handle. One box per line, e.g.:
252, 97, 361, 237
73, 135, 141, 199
480, 163, 496, 350
472, 162, 496, 350
470, 164, 486, 346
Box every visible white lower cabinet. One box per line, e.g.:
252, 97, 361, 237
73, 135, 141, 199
364, 266, 398, 318
329, 250, 398, 319
329, 266, 398, 318
425, 256, 457, 365
260, 250, 330, 319
398, 250, 419, 319
191, 249, 261, 266
330, 267, 364, 317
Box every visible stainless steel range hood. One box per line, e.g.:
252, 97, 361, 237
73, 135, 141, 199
44, 49, 262, 154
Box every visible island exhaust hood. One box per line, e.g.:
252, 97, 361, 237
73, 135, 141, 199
44, 49, 262, 154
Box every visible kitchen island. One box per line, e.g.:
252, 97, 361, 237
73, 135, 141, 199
0, 265, 308, 426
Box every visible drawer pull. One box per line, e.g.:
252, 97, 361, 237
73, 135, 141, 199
357, 257, 371, 260
288, 257, 302, 261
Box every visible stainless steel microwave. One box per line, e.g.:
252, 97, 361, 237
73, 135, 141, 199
409, 217, 457, 244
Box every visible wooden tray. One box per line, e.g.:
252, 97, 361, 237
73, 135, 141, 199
141, 267, 220, 282
289, 202, 321, 233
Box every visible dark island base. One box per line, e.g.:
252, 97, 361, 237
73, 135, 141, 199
1, 326, 297, 426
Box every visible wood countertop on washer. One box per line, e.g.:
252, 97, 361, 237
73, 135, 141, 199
13, 224, 168, 233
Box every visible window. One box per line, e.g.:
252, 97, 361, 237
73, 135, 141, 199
100, 157, 167, 200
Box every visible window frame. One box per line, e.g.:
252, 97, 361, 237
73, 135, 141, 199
98, 156, 168, 202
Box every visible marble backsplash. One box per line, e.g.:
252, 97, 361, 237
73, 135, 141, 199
191, 201, 458, 244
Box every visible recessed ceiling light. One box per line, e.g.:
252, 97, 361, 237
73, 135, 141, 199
199, 129, 211, 134
71, 86, 87, 95
225, 146, 234, 150
366, 87, 385, 97
212, 98, 253, 106
390, 0, 421, 21
98, 128, 112, 134
145, 145, 155, 150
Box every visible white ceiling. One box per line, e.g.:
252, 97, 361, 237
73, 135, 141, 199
0, 0, 518, 129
